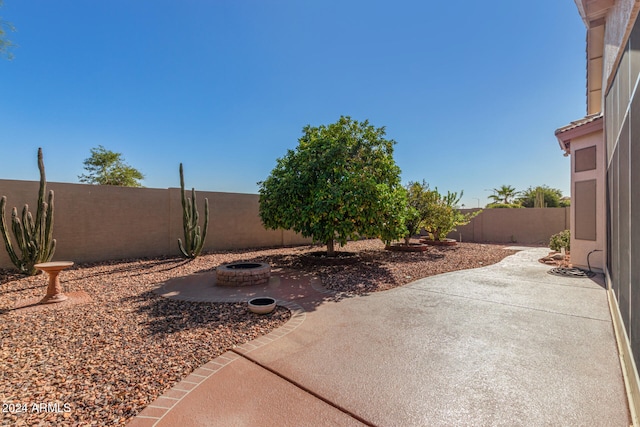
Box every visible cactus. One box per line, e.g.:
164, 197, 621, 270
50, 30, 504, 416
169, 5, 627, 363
177, 163, 209, 258
534, 187, 545, 208
0, 147, 56, 275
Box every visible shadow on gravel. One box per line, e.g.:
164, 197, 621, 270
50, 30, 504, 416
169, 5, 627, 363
190, 247, 467, 295
0, 268, 33, 287
122, 290, 291, 338
193, 252, 400, 294
65, 257, 192, 282
0, 283, 43, 297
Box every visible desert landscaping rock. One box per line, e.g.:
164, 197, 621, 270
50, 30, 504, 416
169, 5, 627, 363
0, 240, 515, 426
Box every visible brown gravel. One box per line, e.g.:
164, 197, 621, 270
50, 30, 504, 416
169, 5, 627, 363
0, 239, 516, 426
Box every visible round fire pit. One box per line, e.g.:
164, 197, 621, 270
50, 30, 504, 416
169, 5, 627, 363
216, 262, 271, 287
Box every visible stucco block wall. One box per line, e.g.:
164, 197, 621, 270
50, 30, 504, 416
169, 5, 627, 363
449, 208, 570, 245
0, 180, 311, 269
569, 131, 606, 270
0, 180, 171, 264
167, 189, 291, 251
1, 179, 574, 268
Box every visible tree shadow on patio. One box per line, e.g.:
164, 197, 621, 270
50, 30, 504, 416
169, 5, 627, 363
122, 290, 294, 338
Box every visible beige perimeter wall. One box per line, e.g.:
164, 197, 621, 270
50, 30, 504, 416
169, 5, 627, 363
0, 180, 571, 268
0, 180, 311, 268
447, 207, 570, 245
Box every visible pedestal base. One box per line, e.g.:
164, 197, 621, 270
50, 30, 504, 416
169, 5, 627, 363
34, 261, 74, 305
40, 293, 69, 304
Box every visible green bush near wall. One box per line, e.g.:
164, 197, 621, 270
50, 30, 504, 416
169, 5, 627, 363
549, 229, 570, 252
485, 203, 523, 209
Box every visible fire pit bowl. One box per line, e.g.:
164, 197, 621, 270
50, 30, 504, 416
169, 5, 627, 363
216, 262, 271, 287
248, 297, 276, 314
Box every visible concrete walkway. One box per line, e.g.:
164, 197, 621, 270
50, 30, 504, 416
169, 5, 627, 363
129, 248, 630, 426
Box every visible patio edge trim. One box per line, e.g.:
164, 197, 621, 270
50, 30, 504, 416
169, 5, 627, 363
128, 298, 308, 426
608, 284, 640, 427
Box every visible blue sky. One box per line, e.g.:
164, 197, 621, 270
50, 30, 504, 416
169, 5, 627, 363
0, 0, 586, 207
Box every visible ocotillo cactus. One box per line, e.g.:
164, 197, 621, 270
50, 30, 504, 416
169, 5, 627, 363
0, 147, 56, 275
178, 163, 209, 258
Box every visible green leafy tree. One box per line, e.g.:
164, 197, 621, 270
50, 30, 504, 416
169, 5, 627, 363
488, 185, 519, 205
424, 189, 480, 241
78, 145, 145, 187
377, 185, 411, 247
258, 116, 406, 256
559, 197, 571, 207
518, 185, 563, 208
0, 0, 16, 60
402, 180, 432, 245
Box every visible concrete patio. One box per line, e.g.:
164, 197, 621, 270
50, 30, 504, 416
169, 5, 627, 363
129, 247, 629, 426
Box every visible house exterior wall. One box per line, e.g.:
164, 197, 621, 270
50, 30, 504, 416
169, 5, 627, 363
572, 1, 640, 418
603, 5, 640, 374
569, 131, 606, 270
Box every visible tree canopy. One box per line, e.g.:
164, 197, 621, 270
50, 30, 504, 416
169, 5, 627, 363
488, 185, 519, 205
518, 185, 563, 208
258, 116, 407, 256
401, 180, 432, 245
0, 0, 16, 60
78, 145, 145, 187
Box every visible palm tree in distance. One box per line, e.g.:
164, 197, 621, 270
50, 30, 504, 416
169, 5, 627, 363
488, 185, 518, 204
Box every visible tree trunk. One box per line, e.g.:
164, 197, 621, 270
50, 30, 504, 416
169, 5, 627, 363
404, 235, 411, 245
326, 239, 336, 257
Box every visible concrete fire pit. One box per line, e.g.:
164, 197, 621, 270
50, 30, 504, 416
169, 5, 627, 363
216, 262, 271, 287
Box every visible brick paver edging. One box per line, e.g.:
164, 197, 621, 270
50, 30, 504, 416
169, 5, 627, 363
130, 273, 332, 426
129, 351, 242, 425
130, 301, 306, 426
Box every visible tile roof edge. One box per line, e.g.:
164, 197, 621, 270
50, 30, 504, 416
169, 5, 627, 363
555, 113, 603, 135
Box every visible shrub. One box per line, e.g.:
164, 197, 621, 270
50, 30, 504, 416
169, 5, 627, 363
549, 229, 570, 252
518, 185, 563, 208
485, 203, 523, 209
423, 189, 481, 241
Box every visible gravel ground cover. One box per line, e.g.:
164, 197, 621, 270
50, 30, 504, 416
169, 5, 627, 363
0, 239, 516, 426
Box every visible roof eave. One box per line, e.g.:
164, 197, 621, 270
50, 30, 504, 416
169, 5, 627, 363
575, 0, 615, 26
555, 114, 604, 154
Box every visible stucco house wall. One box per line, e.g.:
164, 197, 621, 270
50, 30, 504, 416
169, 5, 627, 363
569, 130, 606, 270
566, 0, 640, 422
